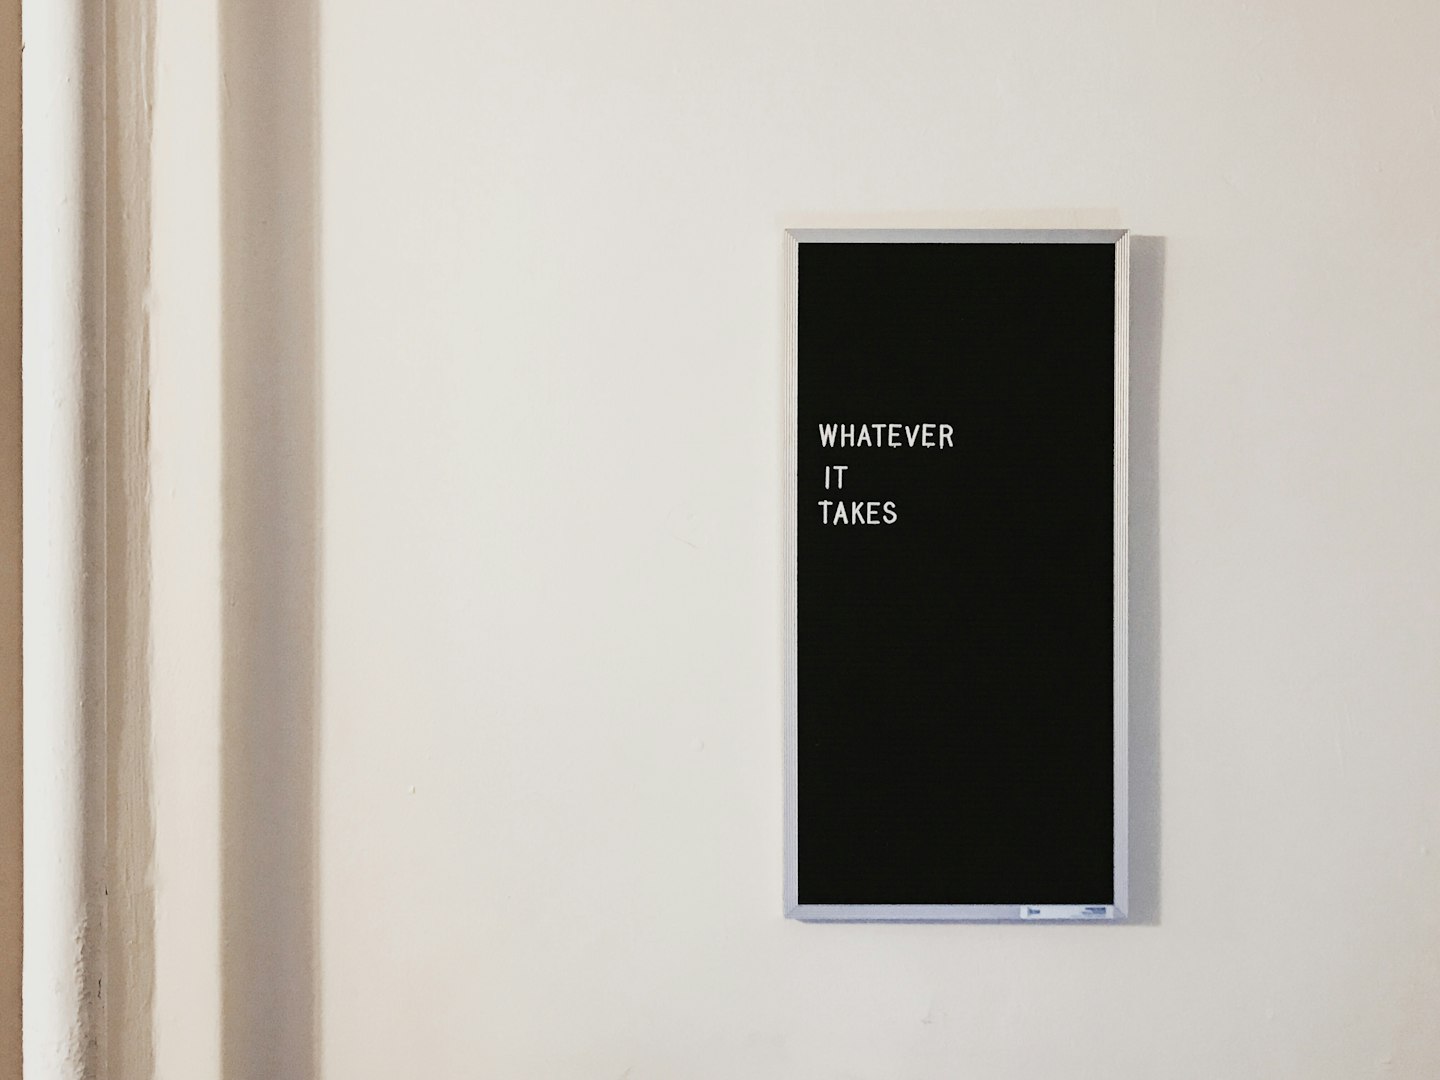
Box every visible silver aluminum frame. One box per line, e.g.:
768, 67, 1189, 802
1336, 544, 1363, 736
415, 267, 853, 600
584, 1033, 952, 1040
783, 228, 1130, 923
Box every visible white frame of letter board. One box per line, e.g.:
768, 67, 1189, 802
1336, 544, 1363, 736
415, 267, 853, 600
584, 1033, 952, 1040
783, 228, 1131, 923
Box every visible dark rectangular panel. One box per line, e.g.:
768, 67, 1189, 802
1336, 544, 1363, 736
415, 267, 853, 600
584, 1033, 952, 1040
794, 239, 1117, 909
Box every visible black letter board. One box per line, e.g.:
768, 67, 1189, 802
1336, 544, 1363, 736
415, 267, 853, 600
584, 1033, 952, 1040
783, 229, 1128, 922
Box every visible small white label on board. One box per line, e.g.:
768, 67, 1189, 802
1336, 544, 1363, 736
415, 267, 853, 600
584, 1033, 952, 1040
1019, 905, 1114, 920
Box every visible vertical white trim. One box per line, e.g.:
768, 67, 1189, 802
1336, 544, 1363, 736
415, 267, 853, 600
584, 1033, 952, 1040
22, 0, 108, 1075
104, 0, 157, 1072
148, 0, 225, 1071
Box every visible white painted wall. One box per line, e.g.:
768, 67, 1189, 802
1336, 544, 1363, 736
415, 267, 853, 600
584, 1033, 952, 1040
146, 0, 1440, 1077
0, 2, 20, 1076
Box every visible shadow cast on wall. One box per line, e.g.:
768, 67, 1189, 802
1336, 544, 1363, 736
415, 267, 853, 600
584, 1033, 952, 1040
1127, 236, 1165, 926
219, 0, 322, 1076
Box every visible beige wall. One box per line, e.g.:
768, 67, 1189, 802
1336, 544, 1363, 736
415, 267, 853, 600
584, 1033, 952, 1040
142, 0, 1440, 1077
0, 0, 19, 1075
313, 3, 1440, 1076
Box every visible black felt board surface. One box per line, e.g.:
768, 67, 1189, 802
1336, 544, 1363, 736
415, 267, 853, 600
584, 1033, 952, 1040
795, 240, 1116, 907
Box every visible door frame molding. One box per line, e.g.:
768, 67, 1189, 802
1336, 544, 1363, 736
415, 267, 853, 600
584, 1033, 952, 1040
23, 0, 155, 1075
